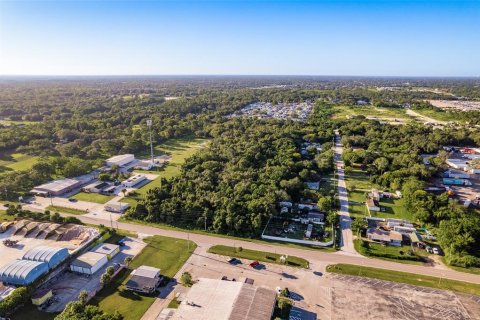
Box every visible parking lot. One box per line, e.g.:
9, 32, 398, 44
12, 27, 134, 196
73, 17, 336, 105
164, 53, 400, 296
39, 236, 146, 312
329, 273, 480, 320
166, 246, 332, 320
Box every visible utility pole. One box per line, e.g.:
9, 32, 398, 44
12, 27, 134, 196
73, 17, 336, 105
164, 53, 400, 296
146, 119, 154, 166
204, 212, 207, 231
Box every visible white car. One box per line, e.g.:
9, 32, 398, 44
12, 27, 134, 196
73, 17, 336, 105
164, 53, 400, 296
432, 247, 440, 255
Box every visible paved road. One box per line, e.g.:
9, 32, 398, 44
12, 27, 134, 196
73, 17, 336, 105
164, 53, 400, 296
334, 130, 358, 255
70, 214, 480, 285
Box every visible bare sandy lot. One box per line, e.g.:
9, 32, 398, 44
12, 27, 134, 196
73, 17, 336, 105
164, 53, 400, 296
430, 100, 480, 112
330, 273, 480, 320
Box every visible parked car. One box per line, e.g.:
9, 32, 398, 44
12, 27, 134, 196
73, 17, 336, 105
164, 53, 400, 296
68, 198, 77, 202
433, 247, 440, 255
426, 246, 433, 254
249, 260, 259, 268
226, 257, 237, 264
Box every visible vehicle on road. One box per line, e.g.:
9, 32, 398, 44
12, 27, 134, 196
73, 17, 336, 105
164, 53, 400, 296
68, 198, 78, 202
226, 257, 237, 264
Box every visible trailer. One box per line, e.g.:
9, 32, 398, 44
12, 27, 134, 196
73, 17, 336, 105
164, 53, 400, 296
442, 178, 472, 186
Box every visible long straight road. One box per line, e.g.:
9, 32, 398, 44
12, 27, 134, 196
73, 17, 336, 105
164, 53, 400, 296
334, 130, 358, 255
70, 214, 480, 285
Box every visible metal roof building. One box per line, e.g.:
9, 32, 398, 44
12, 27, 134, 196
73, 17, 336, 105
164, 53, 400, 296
30, 178, 81, 196
22, 246, 69, 269
70, 252, 108, 275
0, 260, 49, 285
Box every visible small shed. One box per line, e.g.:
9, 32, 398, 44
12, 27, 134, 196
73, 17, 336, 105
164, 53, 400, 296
31, 289, 53, 306
70, 252, 108, 275
92, 243, 120, 260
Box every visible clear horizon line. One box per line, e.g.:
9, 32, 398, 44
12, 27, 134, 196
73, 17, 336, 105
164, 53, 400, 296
1, 74, 479, 79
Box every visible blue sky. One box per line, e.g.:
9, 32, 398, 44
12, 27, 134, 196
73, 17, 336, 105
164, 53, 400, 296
0, 0, 479, 76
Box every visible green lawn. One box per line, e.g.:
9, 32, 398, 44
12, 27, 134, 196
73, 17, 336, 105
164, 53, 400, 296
0, 152, 39, 172
123, 137, 208, 206
11, 302, 56, 320
332, 105, 412, 121
411, 107, 462, 122
0, 209, 13, 221
71, 192, 115, 204
46, 205, 86, 215
344, 168, 413, 220
354, 239, 424, 265
92, 235, 196, 320
326, 263, 480, 296
207, 245, 310, 268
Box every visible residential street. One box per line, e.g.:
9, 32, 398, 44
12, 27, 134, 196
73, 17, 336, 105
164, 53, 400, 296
334, 130, 358, 255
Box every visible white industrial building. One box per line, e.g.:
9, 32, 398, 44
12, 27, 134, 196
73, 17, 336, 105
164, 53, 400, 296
30, 178, 81, 196
92, 243, 120, 260
122, 174, 146, 187
106, 154, 135, 167
70, 252, 108, 275
104, 201, 130, 213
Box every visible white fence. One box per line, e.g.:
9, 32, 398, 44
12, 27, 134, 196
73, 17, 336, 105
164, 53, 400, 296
261, 234, 333, 247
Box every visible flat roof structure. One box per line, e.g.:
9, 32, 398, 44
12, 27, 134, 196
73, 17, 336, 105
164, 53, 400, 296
71, 252, 106, 269
170, 278, 276, 320
92, 243, 120, 257
126, 266, 162, 294
31, 178, 81, 196
106, 154, 135, 167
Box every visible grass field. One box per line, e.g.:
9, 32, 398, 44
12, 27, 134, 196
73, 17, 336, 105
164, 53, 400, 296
354, 239, 424, 265
411, 107, 462, 122
344, 167, 413, 220
326, 263, 480, 296
71, 192, 115, 204
0, 152, 39, 172
332, 105, 412, 121
123, 137, 208, 206
208, 245, 310, 268
92, 235, 196, 320
46, 205, 86, 215
0, 210, 13, 221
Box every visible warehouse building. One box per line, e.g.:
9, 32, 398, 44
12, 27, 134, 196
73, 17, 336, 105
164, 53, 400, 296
104, 201, 130, 213
30, 178, 81, 197
106, 154, 135, 167
83, 181, 111, 194
126, 265, 162, 294
70, 252, 108, 275
0, 260, 49, 285
22, 246, 69, 269
92, 243, 120, 260
122, 174, 146, 188
170, 278, 276, 320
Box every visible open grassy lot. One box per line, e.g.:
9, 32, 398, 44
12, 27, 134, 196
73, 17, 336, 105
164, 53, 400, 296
332, 105, 412, 121
326, 263, 480, 296
46, 205, 86, 215
208, 245, 309, 268
71, 192, 115, 204
92, 235, 196, 320
354, 239, 424, 265
0, 152, 39, 172
123, 137, 208, 206
412, 107, 462, 122
344, 167, 413, 220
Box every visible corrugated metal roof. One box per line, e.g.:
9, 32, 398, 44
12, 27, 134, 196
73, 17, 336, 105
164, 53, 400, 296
22, 246, 68, 264
71, 252, 106, 268
0, 260, 48, 285
229, 285, 276, 320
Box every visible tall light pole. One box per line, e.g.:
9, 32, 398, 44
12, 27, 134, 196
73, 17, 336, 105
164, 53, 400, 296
146, 119, 154, 166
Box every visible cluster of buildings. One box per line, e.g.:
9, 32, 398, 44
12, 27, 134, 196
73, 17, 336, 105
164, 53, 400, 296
30, 153, 161, 198
365, 188, 402, 214
229, 102, 313, 121
366, 218, 420, 247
